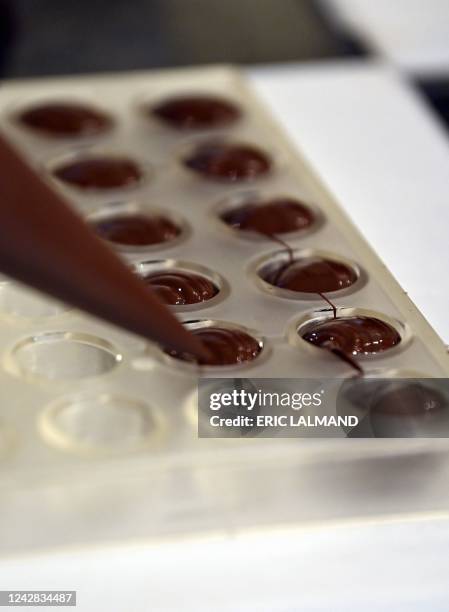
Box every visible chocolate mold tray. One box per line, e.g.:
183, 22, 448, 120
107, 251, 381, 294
0, 66, 448, 553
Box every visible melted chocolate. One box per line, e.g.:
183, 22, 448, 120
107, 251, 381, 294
53, 156, 142, 190
152, 95, 240, 130
262, 257, 357, 293
144, 271, 218, 305
302, 316, 401, 356
166, 326, 261, 365
17, 102, 113, 137
184, 142, 272, 182
372, 384, 446, 416
92, 214, 180, 246
221, 198, 314, 235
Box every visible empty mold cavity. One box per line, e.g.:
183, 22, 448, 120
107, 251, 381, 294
39, 394, 162, 454
7, 332, 121, 382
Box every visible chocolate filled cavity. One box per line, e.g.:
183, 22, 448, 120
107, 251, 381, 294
183, 142, 272, 182
372, 383, 446, 416
152, 95, 241, 130
92, 213, 180, 247
53, 156, 142, 190
221, 198, 315, 235
17, 102, 113, 138
143, 271, 218, 305
166, 327, 262, 365
261, 256, 357, 293
301, 316, 401, 356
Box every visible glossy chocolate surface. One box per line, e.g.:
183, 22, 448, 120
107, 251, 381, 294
166, 326, 262, 365
92, 213, 180, 246
262, 257, 357, 293
184, 142, 271, 182
221, 198, 314, 235
152, 95, 240, 130
17, 102, 113, 137
372, 384, 446, 415
144, 271, 218, 305
302, 316, 401, 356
53, 156, 142, 190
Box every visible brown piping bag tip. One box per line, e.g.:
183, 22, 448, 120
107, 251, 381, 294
0, 130, 208, 361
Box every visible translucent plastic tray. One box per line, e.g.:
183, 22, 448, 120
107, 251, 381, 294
0, 66, 448, 555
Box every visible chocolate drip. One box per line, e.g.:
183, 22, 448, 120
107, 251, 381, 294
17, 102, 113, 138
92, 214, 180, 246
166, 326, 261, 366
184, 142, 271, 182
152, 95, 240, 130
53, 156, 142, 190
302, 316, 401, 356
144, 271, 218, 305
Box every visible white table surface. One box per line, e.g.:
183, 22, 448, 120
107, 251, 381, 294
324, 0, 449, 75
1, 61, 449, 611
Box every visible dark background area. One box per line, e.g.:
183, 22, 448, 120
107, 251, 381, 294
0, 0, 447, 133
0, 0, 364, 77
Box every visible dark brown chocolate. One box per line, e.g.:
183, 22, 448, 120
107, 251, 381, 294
92, 214, 180, 246
184, 142, 271, 182
221, 198, 314, 235
372, 384, 446, 415
166, 326, 261, 365
0, 130, 208, 360
53, 156, 142, 190
302, 316, 401, 355
17, 102, 113, 138
262, 257, 357, 293
144, 271, 218, 305
152, 95, 240, 130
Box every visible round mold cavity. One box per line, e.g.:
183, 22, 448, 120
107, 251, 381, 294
178, 138, 280, 184
142, 92, 243, 132
6, 332, 121, 382
288, 308, 411, 360
134, 259, 229, 311
249, 248, 364, 301
0, 281, 68, 320
156, 319, 269, 373
47, 149, 148, 194
214, 191, 323, 241
87, 202, 190, 252
338, 373, 449, 438
8, 97, 115, 141
38, 393, 164, 455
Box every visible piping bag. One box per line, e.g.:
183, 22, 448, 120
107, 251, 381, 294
0, 130, 208, 360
